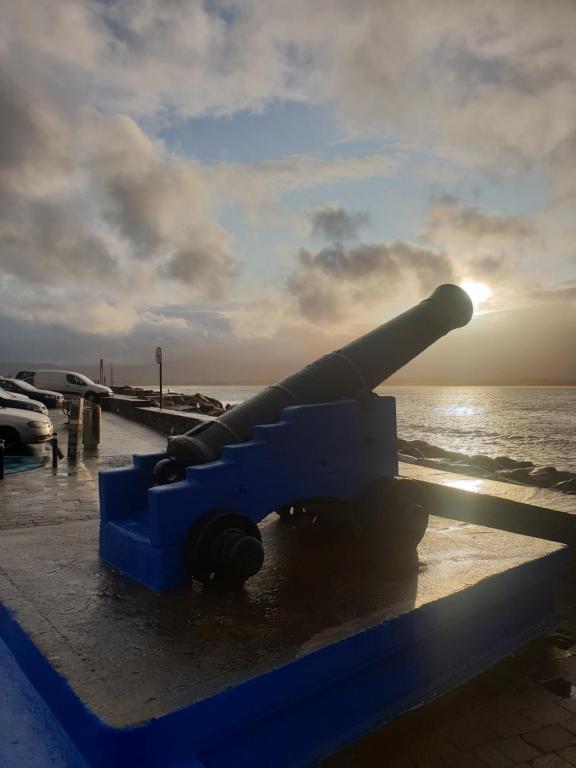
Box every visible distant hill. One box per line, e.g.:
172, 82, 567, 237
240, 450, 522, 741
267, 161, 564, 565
381, 377, 576, 387
2, 360, 575, 387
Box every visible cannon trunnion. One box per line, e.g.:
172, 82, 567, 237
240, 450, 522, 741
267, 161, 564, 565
99, 284, 472, 590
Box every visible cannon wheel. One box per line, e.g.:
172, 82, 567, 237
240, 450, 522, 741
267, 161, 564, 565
184, 510, 264, 584
352, 478, 429, 549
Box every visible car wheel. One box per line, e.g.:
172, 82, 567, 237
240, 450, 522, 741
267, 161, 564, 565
0, 427, 20, 449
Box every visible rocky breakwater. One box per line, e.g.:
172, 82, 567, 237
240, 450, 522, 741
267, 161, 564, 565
112, 386, 226, 416
398, 438, 576, 496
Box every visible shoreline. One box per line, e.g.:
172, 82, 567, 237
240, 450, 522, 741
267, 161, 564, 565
397, 438, 576, 496
110, 385, 576, 498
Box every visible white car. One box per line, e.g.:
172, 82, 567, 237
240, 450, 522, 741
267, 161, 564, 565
0, 406, 53, 446
16, 370, 113, 401
0, 387, 48, 415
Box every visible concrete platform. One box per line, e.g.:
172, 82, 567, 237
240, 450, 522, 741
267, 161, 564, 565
402, 462, 576, 544
401, 461, 576, 515
0, 506, 568, 767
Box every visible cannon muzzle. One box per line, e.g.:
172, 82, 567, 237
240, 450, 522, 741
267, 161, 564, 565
157, 284, 473, 477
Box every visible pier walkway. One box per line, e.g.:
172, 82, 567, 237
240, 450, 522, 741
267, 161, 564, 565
0, 410, 165, 532
1, 411, 576, 767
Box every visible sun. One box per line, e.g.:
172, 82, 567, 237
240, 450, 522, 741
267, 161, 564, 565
460, 280, 492, 310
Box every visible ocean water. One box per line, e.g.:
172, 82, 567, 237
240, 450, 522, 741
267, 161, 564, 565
167, 385, 576, 472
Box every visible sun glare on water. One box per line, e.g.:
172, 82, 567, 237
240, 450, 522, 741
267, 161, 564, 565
460, 280, 492, 310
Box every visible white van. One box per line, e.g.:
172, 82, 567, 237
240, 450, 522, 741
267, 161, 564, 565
17, 370, 113, 401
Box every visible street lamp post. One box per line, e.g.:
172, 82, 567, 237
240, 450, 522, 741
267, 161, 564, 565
156, 346, 163, 409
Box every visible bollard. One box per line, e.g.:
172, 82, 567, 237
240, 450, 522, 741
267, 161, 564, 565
67, 398, 84, 462
92, 403, 101, 445
82, 403, 101, 448
0, 438, 4, 480
82, 405, 93, 446
51, 433, 59, 469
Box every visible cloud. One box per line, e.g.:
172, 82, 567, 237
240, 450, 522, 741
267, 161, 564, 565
288, 240, 455, 323
0, 73, 72, 190
531, 280, 576, 304
5, 0, 575, 183
423, 194, 538, 284
0, 56, 237, 331
87, 114, 237, 295
206, 153, 399, 214
309, 205, 370, 243
1, 0, 575, 368
1, 0, 298, 119
426, 194, 535, 242
0, 2, 406, 335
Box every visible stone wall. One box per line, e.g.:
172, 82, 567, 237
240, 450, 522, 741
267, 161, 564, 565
101, 395, 212, 436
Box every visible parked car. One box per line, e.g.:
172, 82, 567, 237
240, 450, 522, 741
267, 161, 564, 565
0, 387, 48, 415
0, 378, 65, 409
15, 370, 112, 401
0, 406, 53, 446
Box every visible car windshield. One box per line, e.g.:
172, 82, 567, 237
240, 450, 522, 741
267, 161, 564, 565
4, 379, 36, 392
0, 389, 19, 399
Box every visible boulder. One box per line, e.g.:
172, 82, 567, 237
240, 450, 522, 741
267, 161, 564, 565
551, 470, 576, 483
524, 466, 559, 487
439, 449, 466, 461
465, 454, 498, 470
451, 462, 494, 477
496, 467, 533, 483
401, 445, 424, 459
554, 477, 576, 493
522, 467, 574, 488
403, 440, 462, 460
495, 456, 530, 469
495, 456, 516, 469
398, 453, 420, 464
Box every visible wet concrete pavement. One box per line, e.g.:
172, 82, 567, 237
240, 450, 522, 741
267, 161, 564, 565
0, 511, 562, 727
0, 410, 165, 531
1, 411, 576, 766
403, 463, 576, 516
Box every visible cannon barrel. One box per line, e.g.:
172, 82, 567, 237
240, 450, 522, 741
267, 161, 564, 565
162, 284, 473, 471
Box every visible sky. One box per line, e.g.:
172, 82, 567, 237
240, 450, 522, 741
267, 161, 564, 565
0, 0, 575, 382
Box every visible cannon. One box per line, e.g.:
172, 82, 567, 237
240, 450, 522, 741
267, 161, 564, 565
99, 284, 473, 590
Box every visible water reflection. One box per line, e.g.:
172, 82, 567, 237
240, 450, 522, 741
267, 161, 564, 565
378, 385, 576, 471
444, 405, 479, 416
444, 478, 484, 494
3, 441, 52, 474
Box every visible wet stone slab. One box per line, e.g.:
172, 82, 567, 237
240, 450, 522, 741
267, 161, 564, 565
0, 411, 165, 531
401, 462, 576, 515
0, 511, 563, 729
